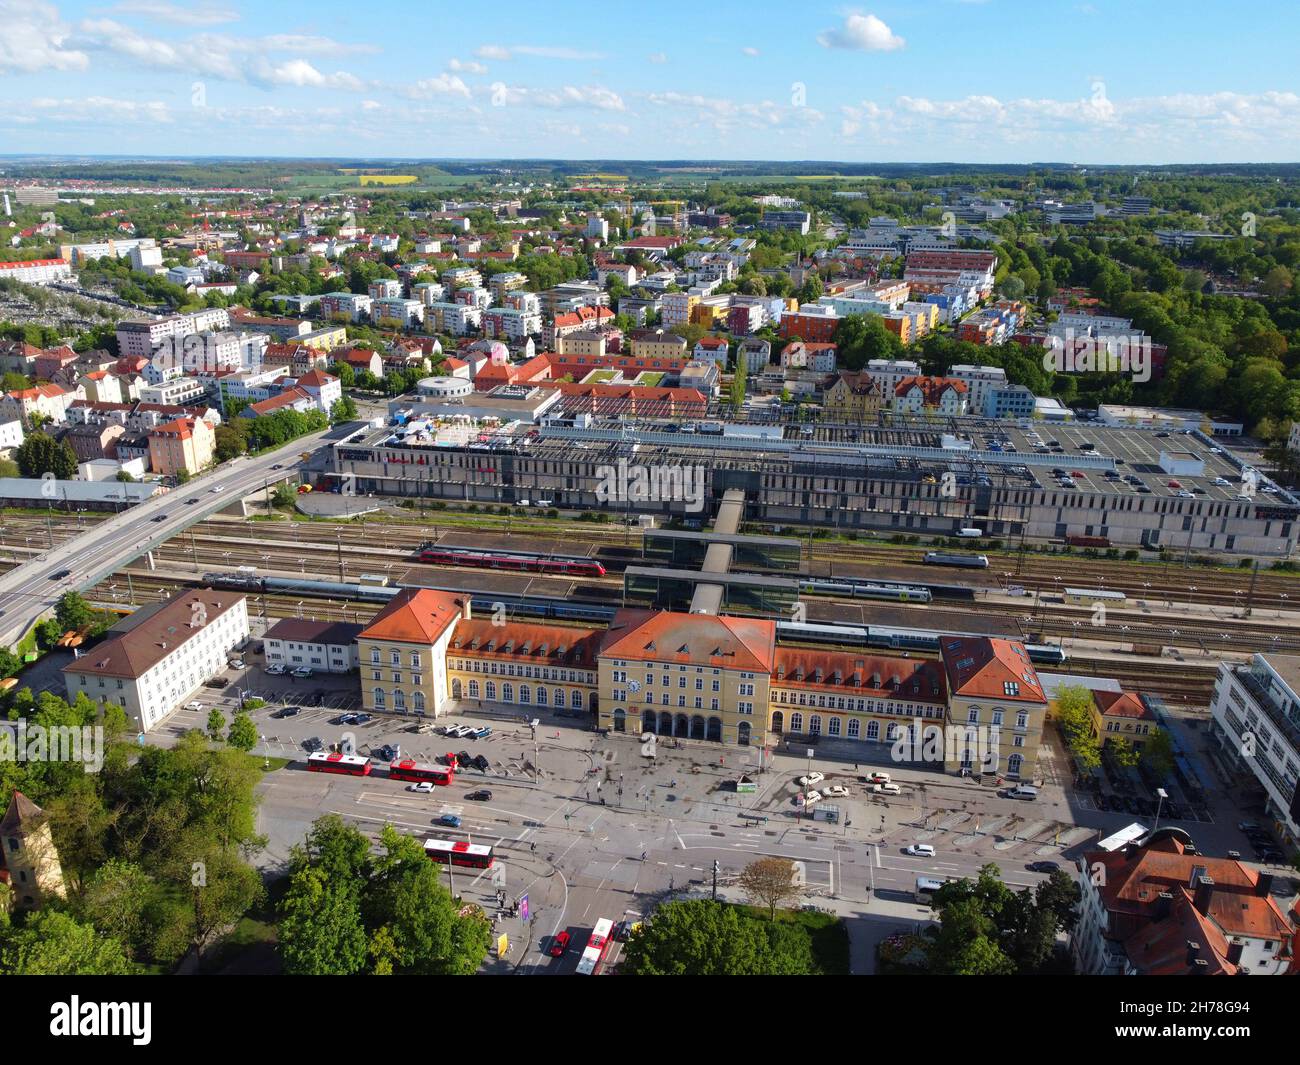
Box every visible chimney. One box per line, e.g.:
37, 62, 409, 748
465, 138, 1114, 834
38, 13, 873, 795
1188, 864, 1207, 889
458, 597, 472, 622
1193, 875, 1215, 916
1155, 890, 1174, 919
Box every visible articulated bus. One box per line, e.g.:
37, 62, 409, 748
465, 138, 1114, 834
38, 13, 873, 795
306, 752, 372, 776
424, 838, 495, 869
576, 917, 615, 975
388, 759, 454, 785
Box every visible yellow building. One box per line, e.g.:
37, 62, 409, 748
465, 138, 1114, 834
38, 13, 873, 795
445, 618, 601, 715
147, 416, 215, 478
768, 648, 947, 749
939, 637, 1048, 780
598, 609, 775, 746
627, 330, 689, 360
554, 331, 608, 357
823, 371, 884, 422
289, 325, 349, 352
1, 791, 66, 911
357, 589, 464, 718
1088, 689, 1159, 751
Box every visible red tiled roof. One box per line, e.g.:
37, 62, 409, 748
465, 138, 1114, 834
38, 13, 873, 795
940, 637, 1044, 702
1093, 689, 1154, 721
599, 609, 776, 673
449, 618, 601, 669
358, 588, 464, 645
773, 647, 946, 702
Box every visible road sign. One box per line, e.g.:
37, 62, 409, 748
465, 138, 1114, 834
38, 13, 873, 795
519, 894, 529, 923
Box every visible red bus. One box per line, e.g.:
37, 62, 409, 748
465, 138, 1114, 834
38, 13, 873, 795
424, 838, 494, 869
389, 759, 454, 785
307, 751, 372, 776
576, 918, 614, 975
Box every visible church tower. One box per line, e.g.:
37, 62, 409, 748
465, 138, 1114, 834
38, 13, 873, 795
0, 791, 67, 911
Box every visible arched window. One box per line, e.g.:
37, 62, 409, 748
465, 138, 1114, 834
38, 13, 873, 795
809, 715, 822, 735
485, 681, 497, 700
502, 683, 514, 703
519, 685, 531, 704
571, 690, 582, 709
790, 712, 803, 733
389, 649, 400, 665
393, 690, 406, 710
1008, 753, 1023, 777
847, 718, 860, 738
536, 686, 548, 705
866, 720, 879, 741
373, 688, 385, 708
827, 717, 841, 736
468, 679, 480, 698
413, 691, 425, 712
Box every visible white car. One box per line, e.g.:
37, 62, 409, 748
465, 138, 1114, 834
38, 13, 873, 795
793, 790, 822, 807
265, 664, 286, 675
291, 667, 313, 678
407, 782, 435, 794
823, 784, 850, 798
874, 782, 902, 795
185, 701, 204, 711
210, 485, 224, 493
868, 772, 892, 785
797, 772, 825, 787
905, 844, 936, 858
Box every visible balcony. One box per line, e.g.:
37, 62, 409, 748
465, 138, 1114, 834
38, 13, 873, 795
1236, 669, 1300, 756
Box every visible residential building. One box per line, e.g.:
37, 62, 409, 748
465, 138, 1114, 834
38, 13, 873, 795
263, 619, 361, 674
823, 371, 884, 422
357, 588, 466, 718
318, 292, 373, 323
0, 259, 72, 285
63, 589, 250, 731
1087, 688, 1160, 751
893, 376, 969, 415
692, 336, 729, 366
1073, 836, 1295, 975
627, 329, 688, 359
147, 416, 215, 477
739, 337, 772, 373
949, 365, 1009, 412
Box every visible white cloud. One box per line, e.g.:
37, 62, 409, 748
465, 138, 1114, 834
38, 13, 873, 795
648, 52, 668, 64
30, 95, 172, 123
404, 73, 472, 99
473, 44, 605, 61
0, 1, 89, 74
742, 46, 760, 57
110, 1, 239, 26
645, 90, 824, 131
448, 58, 488, 74
72, 19, 374, 88
817, 13, 905, 52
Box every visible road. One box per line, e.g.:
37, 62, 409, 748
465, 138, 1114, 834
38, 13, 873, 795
0, 423, 349, 646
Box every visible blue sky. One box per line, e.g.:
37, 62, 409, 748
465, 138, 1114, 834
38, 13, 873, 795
2, 0, 1298, 163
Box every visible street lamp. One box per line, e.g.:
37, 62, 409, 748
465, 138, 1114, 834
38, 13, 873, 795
1152, 787, 1168, 835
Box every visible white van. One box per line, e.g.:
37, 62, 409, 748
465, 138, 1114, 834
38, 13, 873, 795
1005, 785, 1038, 800
956, 527, 983, 538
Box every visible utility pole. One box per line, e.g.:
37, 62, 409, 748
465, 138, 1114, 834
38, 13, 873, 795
1243, 559, 1259, 618
712, 859, 719, 901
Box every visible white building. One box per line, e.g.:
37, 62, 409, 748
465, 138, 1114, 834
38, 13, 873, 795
1210, 654, 1300, 847
263, 618, 361, 674
949, 364, 1009, 413
0, 259, 73, 285
128, 244, 164, 271
0, 418, 24, 453
371, 298, 425, 329
63, 589, 250, 732
863, 358, 922, 399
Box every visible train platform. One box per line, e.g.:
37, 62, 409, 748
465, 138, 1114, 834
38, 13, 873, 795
804, 600, 1023, 638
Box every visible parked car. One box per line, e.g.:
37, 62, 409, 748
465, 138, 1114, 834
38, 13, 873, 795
331, 714, 356, 726
471, 727, 492, 739
549, 931, 571, 957
353, 713, 372, 725
302, 737, 322, 753
1026, 861, 1061, 874
823, 784, 849, 798
797, 772, 825, 787
273, 706, 300, 719
466, 789, 492, 801
868, 772, 892, 785
904, 844, 936, 858
291, 667, 313, 678
184, 701, 204, 711
473, 754, 490, 771
793, 790, 822, 807
408, 782, 435, 794
456, 751, 473, 768
873, 783, 901, 795
265, 664, 286, 675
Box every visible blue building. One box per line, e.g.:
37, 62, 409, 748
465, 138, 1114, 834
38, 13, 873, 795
983, 384, 1036, 419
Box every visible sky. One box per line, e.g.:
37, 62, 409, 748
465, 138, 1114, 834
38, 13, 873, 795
1, 0, 1299, 164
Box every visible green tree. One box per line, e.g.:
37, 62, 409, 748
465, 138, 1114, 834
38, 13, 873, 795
1139, 728, 1176, 779
0, 910, 136, 975
621, 899, 772, 975
80, 859, 158, 961
226, 711, 257, 752
54, 591, 95, 632
15, 431, 77, 479
272, 482, 297, 508
280, 862, 369, 975
206, 707, 225, 742
330, 395, 359, 423
737, 857, 798, 920
1051, 684, 1102, 770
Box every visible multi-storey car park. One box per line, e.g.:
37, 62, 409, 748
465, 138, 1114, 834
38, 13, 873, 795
330, 407, 1299, 558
